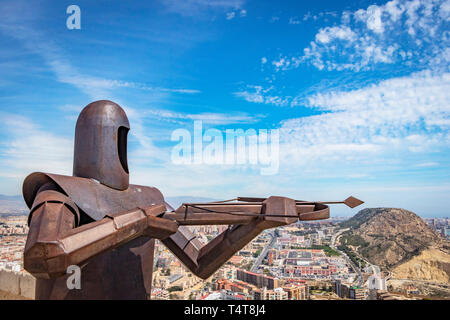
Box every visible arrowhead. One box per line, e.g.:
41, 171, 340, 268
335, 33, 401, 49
344, 196, 364, 208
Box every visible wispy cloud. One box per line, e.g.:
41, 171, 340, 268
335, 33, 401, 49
0, 2, 202, 171
59, 77, 201, 95
415, 162, 439, 168
160, 0, 245, 17
226, 11, 236, 20
0, 5, 200, 99
143, 108, 265, 125
226, 9, 247, 20
0, 113, 73, 179
269, 16, 280, 23
234, 85, 291, 106
289, 17, 301, 25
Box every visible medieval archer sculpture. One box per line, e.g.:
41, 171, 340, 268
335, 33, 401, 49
22, 100, 363, 299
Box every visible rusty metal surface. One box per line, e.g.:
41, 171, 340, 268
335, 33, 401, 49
164, 196, 331, 224
299, 203, 329, 220
163, 212, 255, 225
23, 172, 165, 221
29, 189, 80, 226
262, 196, 298, 226
35, 237, 155, 300
24, 199, 76, 279
73, 100, 130, 191
343, 196, 364, 208
24, 201, 175, 279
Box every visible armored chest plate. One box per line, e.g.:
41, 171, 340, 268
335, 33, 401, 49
23, 172, 165, 221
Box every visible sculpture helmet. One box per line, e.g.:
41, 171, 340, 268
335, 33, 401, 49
73, 100, 130, 190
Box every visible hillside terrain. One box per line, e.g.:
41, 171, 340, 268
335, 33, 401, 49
393, 248, 450, 283
339, 208, 450, 282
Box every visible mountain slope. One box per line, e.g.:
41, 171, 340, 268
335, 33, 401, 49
339, 208, 449, 276
393, 247, 450, 283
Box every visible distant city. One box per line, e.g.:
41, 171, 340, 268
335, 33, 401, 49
1, 203, 449, 300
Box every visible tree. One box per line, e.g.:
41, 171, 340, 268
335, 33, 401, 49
168, 286, 183, 292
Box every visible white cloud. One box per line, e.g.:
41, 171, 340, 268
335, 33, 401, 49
303, 12, 312, 21
160, 0, 245, 17
355, 5, 384, 33
280, 70, 450, 167
58, 76, 201, 96
234, 85, 291, 106
226, 9, 248, 20
270, 16, 280, 23
228, 68, 450, 192
415, 162, 439, 167
0, 113, 73, 179
0, 21, 200, 99
289, 17, 301, 25
226, 11, 236, 20
143, 108, 264, 125
315, 26, 356, 44
273, 0, 450, 72
302, 10, 338, 23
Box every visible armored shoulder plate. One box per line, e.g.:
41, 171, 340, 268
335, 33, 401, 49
23, 172, 165, 221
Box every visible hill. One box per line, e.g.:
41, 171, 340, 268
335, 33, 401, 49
339, 208, 450, 282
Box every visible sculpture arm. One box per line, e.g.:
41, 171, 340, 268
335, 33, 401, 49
24, 186, 177, 279
161, 196, 300, 279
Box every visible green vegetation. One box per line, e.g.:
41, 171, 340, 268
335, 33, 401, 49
167, 286, 183, 292
169, 293, 179, 300
340, 233, 369, 248
339, 208, 376, 229
252, 248, 262, 258
290, 245, 341, 256
337, 244, 367, 268
291, 230, 316, 236
243, 262, 253, 271
311, 245, 341, 256
161, 268, 171, 276
309, 285, 332, 292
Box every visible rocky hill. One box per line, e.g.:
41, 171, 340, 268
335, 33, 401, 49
339, 208, 450, 282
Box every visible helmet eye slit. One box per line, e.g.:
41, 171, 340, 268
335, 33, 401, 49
118, 126, 129, 174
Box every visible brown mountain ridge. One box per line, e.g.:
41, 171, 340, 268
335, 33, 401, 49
340, 208, 450, 282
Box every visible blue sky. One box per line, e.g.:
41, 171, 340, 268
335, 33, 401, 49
0, 0, 449, 217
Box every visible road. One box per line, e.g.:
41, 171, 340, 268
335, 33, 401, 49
250, 230, 277, 273
330, 228, 363, 287
331, 228, 349, 247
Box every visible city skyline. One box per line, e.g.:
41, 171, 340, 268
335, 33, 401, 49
0, 0, 449, 217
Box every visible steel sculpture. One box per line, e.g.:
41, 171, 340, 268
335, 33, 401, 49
22, 100, 363, 299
